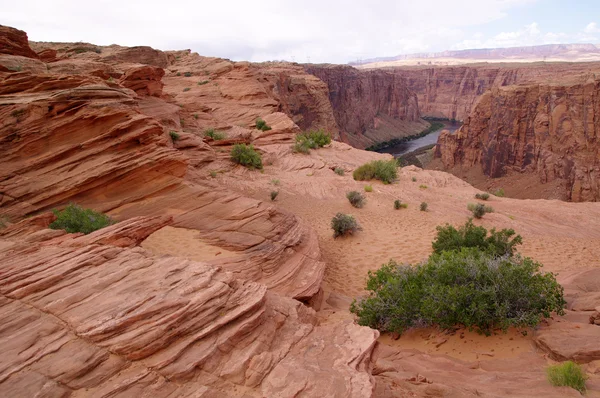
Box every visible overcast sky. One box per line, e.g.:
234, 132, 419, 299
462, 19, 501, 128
2, 0, 599, 63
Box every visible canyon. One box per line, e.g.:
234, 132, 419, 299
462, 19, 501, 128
1, 24, 600, 397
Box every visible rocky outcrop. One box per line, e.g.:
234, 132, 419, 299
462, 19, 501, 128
0, 217, 378, 397
436, 79, 600, 201
118, 64, 165, 96
305, 64, 425, 148
101, 45, 170, 68
0, 25, 39, 59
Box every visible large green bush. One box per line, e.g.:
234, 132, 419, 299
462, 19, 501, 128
331, 213, 361, 238
230, 144, 262, 169
353, 160, 398, 184
49, 204, 115, 234
350, 248, 565, 335
432, 219, 522, 257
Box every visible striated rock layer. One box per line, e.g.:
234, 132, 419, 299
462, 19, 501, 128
304, 64, 427, 149
436, 78, 600, 201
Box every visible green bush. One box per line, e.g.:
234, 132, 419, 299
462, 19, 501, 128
331, 213, 361, 238
255, 118, 272, 131
475, 193, 490, 200
49, 204, 115, 234
230, 144, 262, 169
547, 361, 587, 394
334, 168, 345, 176
394, 200, 401, 210
184, 72, 192, 77
169, 131, 180, 142
353, 160, 397, 184
197, 80, 209, 85
204, 128, 226, 140
271, 179, 280, 186
419, 184, 428, 189
468, 203, 494, 219
420, 202, 428, 211
432, 220, 522, 257
292, 140, 312, 154
364, 185, 373, 192
183, 87, 191, 92
209, 171, 217, 178
347, 191, 366, 208
411, 176, 417, 182
293, 129, 331, 154
271, 190, 279, 201
492, 188, 505, 197
350, 248, 565, 336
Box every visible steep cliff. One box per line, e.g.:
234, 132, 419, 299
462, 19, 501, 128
305, 64, 427, 148
436, 79, 600, 201
391, 63, 600, 121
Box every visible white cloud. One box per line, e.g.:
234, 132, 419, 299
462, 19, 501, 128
0, 0, 539, 63
585, 22, 600, 34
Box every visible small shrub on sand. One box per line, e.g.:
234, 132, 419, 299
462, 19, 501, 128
419, 184, 428, 189
353, 160, 398, 184
183, 87, 191, 92
364, 185, 373, 192
209, 171, 217, 178
411, 176, 417, 182
197, 80, 209, 85
331, 213, 362, 238
230, 144, 262, 169
420, 202, 428, 211
255, 117, 272, 131
546, 361, 587, 394
184, 72, 192, 77
475, 193, 490, 200
293, 140, 311, 154
270, 190, 279, 201
293, 129, 331, 154
204, 128, 226, 140
50, 204, 115, 234
347, 191, 366, 208
492, 188, 505, 197
468, 203, 494, 219
271, 179, 280, 186
334, 167, 345, 176
394, 200, 408, 209
169, 131, 180, 142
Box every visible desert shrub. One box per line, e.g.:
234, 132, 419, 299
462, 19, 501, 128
292, 140, 312, 154
419, 184, 428, 189
364, 185, 373, 192
350, 248, 565, 335
183, 87, 191, 92
204, 128, 226, 140
546, 361, 587, 394
468, 203, 494, 219
255, 118, 272, 131
411, 176, 417, 182
230, 144, 262, 169
492, 188, 505, 197
420, 202, 428, 211
193, 113, 199, 119
271, 179, 280, 186
209, 171, 217, 178
331, 213, 361, 238
296, 129, 331, 147
394, 199, 401, 210
197, 80, 209, 85
11, 109, 26, 119
353, 160, 398, 184
334, 167, 345, 176
169, 131, 180, 141
432, 219, 522, 257
475, 193, 490, 200
347, 191, 366, 208
271, 190, 279, 201
184, 72, 192, 77
49, 204, 115, 234
176, 72, 181, 76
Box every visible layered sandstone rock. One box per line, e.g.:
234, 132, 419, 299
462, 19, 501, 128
435, 79, 600, 201
305, 64, 426, 148
0, 25, 39, 59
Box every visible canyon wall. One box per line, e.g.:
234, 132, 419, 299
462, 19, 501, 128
391, 63, 600, 121
305, 64, 427, 148
436, 78, 600, 201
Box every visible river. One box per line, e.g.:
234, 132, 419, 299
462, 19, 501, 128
376, 120, 461, 157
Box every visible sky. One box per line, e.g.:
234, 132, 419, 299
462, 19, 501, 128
2, 0, 599, 64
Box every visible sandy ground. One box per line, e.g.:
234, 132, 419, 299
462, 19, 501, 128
142, 143, 600, 369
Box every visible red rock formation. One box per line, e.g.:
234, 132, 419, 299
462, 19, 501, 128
305, 64, 425, 148
0, 25, 39, 59
118, 64, 165, 97
436, 79, 600, 201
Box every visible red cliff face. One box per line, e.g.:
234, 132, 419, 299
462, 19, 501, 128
436, 79, 600, 201
305, 64, 425, 148
0, 25, 39, 59
391, 63, 600, 121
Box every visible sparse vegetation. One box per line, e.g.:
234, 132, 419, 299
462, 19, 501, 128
364, 185, 373, 192
353, 160, 398, 184
255, 117, 272, 131
193, 113, 198, 119
184, 72, 192, 77
546, 361, 587, 394
347, 191, 366, 208
176, 72, 181, 76
270, 190, 279, 201
169, 131, 180, 142
412, 176, 417, 182
204, 128, 226, 140
293, 130, 331, 154
230, 144, 262, 169
183, 87, 191, 92
49, 204, 115, 234
475, 193, 490, 200
334, 168, 345, 176
209, 171, 217, 178
197, 80, 209, 85
468, 203, 494, 219
271, 179, 280, 186
11, 109, 26, 120
331, 213, 362, 238
492, 188, 505, 197
394, 200, 408, 209
420, 202, 428, 211
419, 184, 428, 189
432, 220, 523, 257
293, 140, 311, 154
